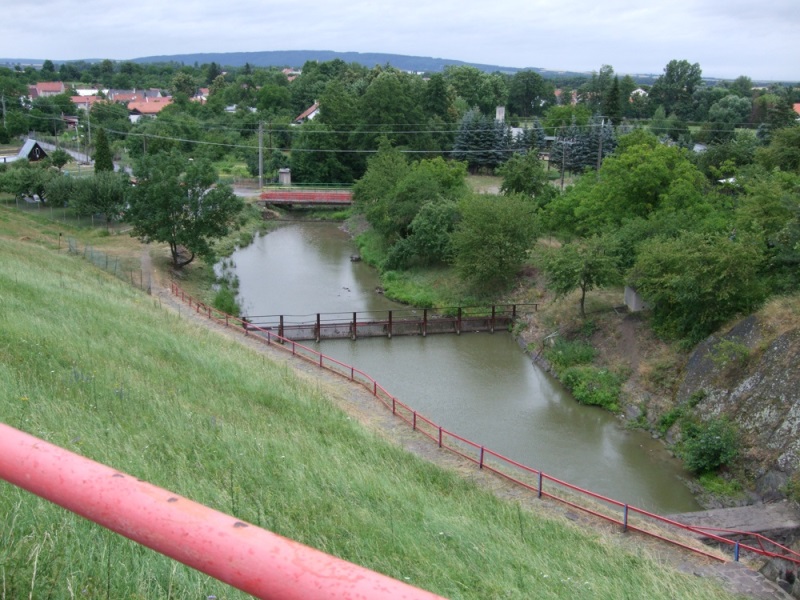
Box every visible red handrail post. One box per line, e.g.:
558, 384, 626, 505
538, 471, 543, 498
438, 427, 442, 448
623, 504, 629, 532
479, 446, 485, 469
279, 315, 284, 339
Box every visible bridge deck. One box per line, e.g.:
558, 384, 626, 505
244, 306, 535, 342
259, 189, 353, 207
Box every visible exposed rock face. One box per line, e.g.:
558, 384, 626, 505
677, 315, 800, 500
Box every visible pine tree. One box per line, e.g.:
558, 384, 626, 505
93, 128, 114, 172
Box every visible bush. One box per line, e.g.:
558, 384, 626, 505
561, 366, 622, 411
212, 286, 240, 316
544, 338, 596, 370
681, 418, 739, 474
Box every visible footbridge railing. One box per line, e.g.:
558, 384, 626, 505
169, 283, 800, 568
243, 305, 537, 342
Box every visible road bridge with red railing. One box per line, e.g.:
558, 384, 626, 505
258, 188, 353, 207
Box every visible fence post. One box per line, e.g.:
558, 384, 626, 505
438, 427, 442, 448
413, 411, 417, 431
512, 304, 517, 320
422, 309, 427, 337
479, 447, 485, 469
734, 541, 740, 562
623, 504, 629, 532
537, 472, 543, 498
392, 397, 396, 415
387, 311, 392, 339
279, 316, 284, 339
352, 312, 357, 340
316, 314, 320, 343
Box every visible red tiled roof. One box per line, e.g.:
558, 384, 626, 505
35, 81, 66, 93
294, 102, 319, 122
794, 103, 800, 116
128, 98, 173, 114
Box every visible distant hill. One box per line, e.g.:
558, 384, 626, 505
0, 50, 593, 79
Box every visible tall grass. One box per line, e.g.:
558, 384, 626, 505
0, 233, 737, 599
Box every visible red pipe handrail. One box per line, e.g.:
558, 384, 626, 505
169, 283, 800, 567
0, 423, 445, 600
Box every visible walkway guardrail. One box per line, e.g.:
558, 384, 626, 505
0, 423, 444, 600
171, 282, 800, 568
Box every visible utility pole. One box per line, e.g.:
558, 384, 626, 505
258, 121, 264, 190
596, 117, 606, 174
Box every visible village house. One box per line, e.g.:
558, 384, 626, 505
127, 97, 173, 123
27, 81, 66, 99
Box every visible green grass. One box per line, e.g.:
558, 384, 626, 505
0, 218, 738, 599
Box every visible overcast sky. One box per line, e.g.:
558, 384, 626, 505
2, 0, 798, 81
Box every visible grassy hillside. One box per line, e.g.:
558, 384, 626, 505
0, 214, 738, 599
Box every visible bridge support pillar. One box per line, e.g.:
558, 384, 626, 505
352, 312, 357, 340
422, 309, 427, 337
387, 311, 392, 338
456, 307, 461, 335
315, 314, 320, 343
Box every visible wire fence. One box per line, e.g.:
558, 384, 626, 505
170, 281, 800, 570
67, 237, 151, 292
1, 196, 122, 229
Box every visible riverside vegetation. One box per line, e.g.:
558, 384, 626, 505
0, 205, 742, 598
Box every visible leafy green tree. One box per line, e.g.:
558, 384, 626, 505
756, 126, 800, 173
542, 104, 591, 136
508, 70, 553, 117
497, 152, 555, 207
629, 232, 765, 342
73, 171, 131, 229
385, 200, 460, 269
451, 193, 537, 291
422, 73, 457, 122
93, 127, 114, 172
578, 65, 615, 113
702, 95, 751, 143
728, 76, 754, 98
43, 173, 74, 206
648, 60, 703, 120
128, 151, 244, 268
374, 157, 467, 243
544, 131, 708, 235
538, 234, 620, 318
49, 148, 72, 171
353, 140, 410, 226
603, 76, 622, 125
0, 160, 55, 201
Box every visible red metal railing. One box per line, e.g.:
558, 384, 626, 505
0, 423, 445, 600
170, 283, 800, 568
259, 189, 353, 205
